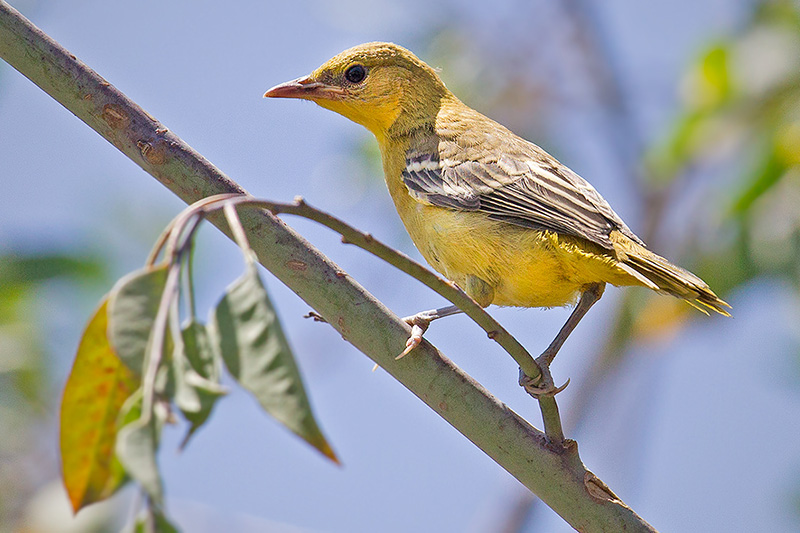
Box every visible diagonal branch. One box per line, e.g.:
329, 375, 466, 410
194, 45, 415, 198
0, 2, 656, 531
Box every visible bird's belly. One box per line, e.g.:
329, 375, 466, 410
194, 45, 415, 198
400, 204, 630, 308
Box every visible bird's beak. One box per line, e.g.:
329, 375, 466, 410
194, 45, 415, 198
263, 76, 345, 100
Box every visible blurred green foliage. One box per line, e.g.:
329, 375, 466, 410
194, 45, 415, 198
651, 0, 800, 302
0, 250, 105, 529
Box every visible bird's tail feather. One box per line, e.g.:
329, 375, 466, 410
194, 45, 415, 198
611, 231, 731, 316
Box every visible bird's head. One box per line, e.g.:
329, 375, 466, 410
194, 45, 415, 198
264, 42, 449, 139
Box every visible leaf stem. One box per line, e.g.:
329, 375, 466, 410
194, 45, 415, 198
140, 263, 181, 419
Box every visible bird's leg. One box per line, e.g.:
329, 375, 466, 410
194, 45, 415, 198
399, 275, 494, 358
520, 283, 605, 396
399, 305, 462, 358
538, 283, 605, 367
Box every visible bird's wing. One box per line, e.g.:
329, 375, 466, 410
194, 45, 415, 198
402, 143, 643, 250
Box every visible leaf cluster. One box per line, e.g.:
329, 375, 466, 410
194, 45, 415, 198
60, 197, 335, 531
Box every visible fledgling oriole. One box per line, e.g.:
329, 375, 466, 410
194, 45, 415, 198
264, 42, 729, 381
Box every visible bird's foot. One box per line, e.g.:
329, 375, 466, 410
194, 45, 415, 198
397, 310, 440, 359
518, 361, 570, 398
396, 305, 462, 359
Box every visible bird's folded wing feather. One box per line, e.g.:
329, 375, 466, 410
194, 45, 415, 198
402, 143, 643, 251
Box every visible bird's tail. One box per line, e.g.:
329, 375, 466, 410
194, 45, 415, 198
610, 231, 731, 316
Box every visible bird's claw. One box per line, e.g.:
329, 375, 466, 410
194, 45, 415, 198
397, 314, 432, 359
518, 366, 570, 398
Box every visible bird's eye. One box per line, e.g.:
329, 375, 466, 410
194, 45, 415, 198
345, 64, 367, 84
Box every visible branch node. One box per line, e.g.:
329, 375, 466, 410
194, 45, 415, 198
286, 259, 308, 272
304, 311, 327, 323
138, 140, 166, 165
584, 471, 622, 503
102, 103, 130, 130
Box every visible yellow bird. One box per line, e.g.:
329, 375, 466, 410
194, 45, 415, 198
265, 42, 729, 388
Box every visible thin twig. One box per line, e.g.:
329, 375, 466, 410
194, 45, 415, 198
154, 192, 567, 442
179, 217, 203, 322
147, 193, 243, 266
185, 194, 570, 444
222, 202, 255, 264
140, 262, 181, 419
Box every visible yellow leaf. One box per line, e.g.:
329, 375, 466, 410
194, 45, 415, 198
60, 297, 139, 512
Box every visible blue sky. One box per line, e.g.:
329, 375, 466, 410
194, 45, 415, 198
2, 1, 799, 531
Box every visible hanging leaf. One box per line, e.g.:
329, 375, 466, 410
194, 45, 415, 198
108, 264, 169, 374
210, 264, 338, 464
60, 298, 138, 512
115, 393, 164, 505
182, 320, 221, 382
174, 320, 226, 449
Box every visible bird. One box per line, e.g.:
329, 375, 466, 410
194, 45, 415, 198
264, 42, 729, 392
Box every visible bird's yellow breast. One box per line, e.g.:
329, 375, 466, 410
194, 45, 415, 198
380, 139, 636, 308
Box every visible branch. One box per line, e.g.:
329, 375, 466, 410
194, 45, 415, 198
0, 2, 657, 531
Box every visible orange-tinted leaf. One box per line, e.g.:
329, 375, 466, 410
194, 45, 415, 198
60, 298, 139, 512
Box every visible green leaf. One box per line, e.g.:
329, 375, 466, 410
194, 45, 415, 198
0, 252, 105, 322
731, 145, 788, 216
210, 264, 338, 463
697, 44, 733, 107
0, 252, 105, 289
182, 320, 221, 382
174, 321, 226, 449
60, 297, 139, 512
115, 395, 164, 505
645, 111, 706, 182
108, 265, 169, 374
